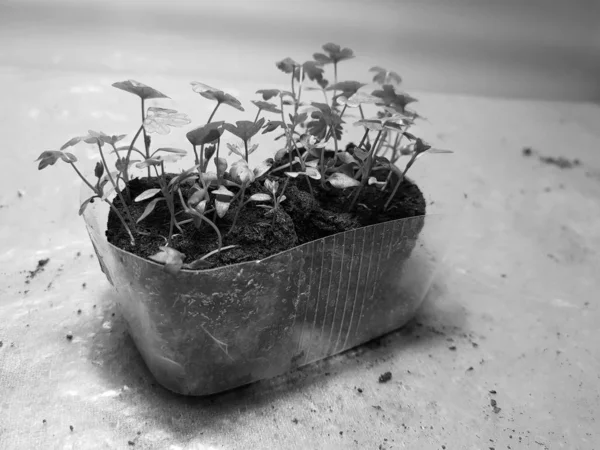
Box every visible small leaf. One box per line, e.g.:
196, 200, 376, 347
195, 199, 207, 215
264, 179, 278, 194
230, 159, 255, 184
251, 100, 281, 114
136, 197, 164, 223
78, 196, 96, 216
274, 148, 289, 162
256, 89, 281, 101
249, 193, 271, 202
338, 92, 380, 108
248, 143, 259, 155
223, 118, 266, 142
227, 143, 244, 158
253, 158, 273, 179
190, 82, 245, 111
115, 158, 140, 173
112, 80, 169, 100
60, 136, 85, 150
370, 66, 402, 85
262, 120, 285, 134
354, 119, 383, 131
337, 151, 357, 165
212, 185, 235, 198
314, 43, 355, 65
285, 167, 321, 180
135, 188, 161, 202
168, 165, 201, 189
353, 148, 369, 161
326, 81, 365, 95
327, 172, 361, 189
94, 161, 104, 178
35, 150, 77, 170
368, 176, 386, 187
148, 246, 185, 275
154, 147, 187, 155
278, 195, 287, 203
188, 188, 207, 207
186, 122, 225, 146
144, 107, 191, 135
276, 57, 299, 74
215, 199, 231, 218
216, 157, 228, 176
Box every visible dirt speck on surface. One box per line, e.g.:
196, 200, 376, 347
522, 147, 533, 157
82, 283, 87, 289
66, 333, 73, 341
357, 387, 363, 393
490, 398, 501, 414
0, 341, 3, 348
26, 258, 50, 283
292, 418, 299, 424
449, 345, 457, 351
128, 441, 135, 446
540, 155, 580, 169
378, 372, 392, 383
489, 390, 497, 394
69, 425, 74, 432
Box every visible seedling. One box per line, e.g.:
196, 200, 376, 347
253, 178, 289, 226
36, 42, 452, 274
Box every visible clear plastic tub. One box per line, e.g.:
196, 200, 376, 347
81, 182, 449, 396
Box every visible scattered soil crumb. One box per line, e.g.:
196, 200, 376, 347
372, 405, 382, 411
501, 274, 507, 278
378, 372, 392, 383
292, 418, 298, 424
82, 283, 87, 289
26, 258, 50, 282
449, 346, 457, 351
357, 387, 363, 393
128, 441, 135, 446
0, 341, 2, 348
77, 309, 82, 315
70, 425, 74, 432
489, 390, 497, 394
76, 251, 81, 257
66, 333, 73, 341
472, 342, 479, 348
540, 155, 580, 169
467, 366, 474, 371
522, 147, 533, 157
42, 419, 46, 424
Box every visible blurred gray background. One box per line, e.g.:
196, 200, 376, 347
1, 0, 599, 102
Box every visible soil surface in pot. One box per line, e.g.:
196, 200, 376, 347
106, 155, 426, 269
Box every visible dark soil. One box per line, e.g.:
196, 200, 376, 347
378, 372, 392, 383
106, 158, 426, 269
25, 258, 49, 283
522, 147, 581, 169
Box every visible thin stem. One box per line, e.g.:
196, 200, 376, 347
348, 129, 384, 210
291, 71, 296, 98
332, 62, 338, 109
229, 183, 246, 233
123, 124, 144, 182
193, 145, 199, 166
141, 99, 151, 178
104, 199, 136, 245
357, 129, 370, 150
97, 142, 135, 226
207, 102, 221, 124
215, 138, 222, 186
243, 140, 249, 162
253, 109, 261, 124
70, 162, 98, 194
179, 188, 223, 252
383, 153, 417, 211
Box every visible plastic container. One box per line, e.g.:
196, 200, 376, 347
81, 183, 449, 396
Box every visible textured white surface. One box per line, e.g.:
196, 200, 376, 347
1, 4, 600, 449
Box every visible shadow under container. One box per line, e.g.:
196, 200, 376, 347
81, 183, 449, 396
